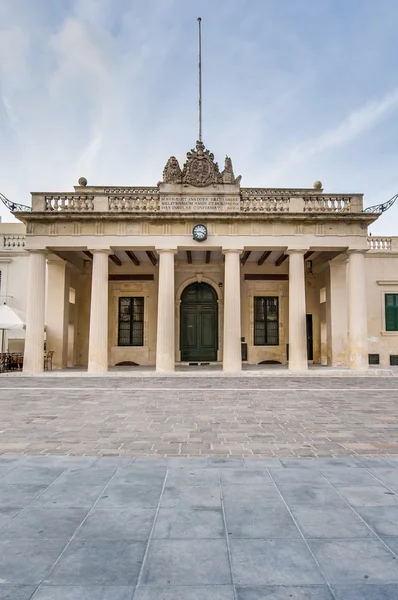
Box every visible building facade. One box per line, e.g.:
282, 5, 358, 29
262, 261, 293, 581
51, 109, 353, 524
0, 223, 29, 353
12, 141, 398, 374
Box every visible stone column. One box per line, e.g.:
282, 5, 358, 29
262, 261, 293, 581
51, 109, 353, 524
288, 250, 308, 371
347, 250, 369, 370
46, 256, 70, 369
23, 250, 47, 374
327, 257, 348, 366
223, 249, 242, 372
156, 249, 177, 372
88, 250, 110, 373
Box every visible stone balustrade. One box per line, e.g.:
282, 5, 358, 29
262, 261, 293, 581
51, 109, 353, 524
367, 237, 392, 251
29, 188, 364, 213
240, 190, 290, 212
108, 194, 160, 212
3, 235, 26, 248
44, 195, 95, 211
304, 196, 351, 212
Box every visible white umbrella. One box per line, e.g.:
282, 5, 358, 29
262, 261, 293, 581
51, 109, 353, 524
0, 305, 26, 353
0, 305, 26, 330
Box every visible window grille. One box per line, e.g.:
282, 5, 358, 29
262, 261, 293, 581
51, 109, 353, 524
385, 294, 398, 331
118, 297, 144, 346
390, 355, 398, 366
254, 296, 279, 346
368, 354, 380, 365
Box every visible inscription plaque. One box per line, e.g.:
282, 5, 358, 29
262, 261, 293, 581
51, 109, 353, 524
160, 196, 240, 212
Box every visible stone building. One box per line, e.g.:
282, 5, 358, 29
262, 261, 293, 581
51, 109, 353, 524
10, 140, 398, 374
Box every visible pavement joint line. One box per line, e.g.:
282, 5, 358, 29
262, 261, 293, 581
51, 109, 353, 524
318, 468, 398, 560
134, 466, 169, 591
0, 465, 69, 535
0, 387, 398, 391
267, 468, 337, 598
30, 465, 121, 598
218, 468, 237, 599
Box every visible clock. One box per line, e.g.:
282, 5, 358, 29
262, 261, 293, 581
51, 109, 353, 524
192, 224, 207, 242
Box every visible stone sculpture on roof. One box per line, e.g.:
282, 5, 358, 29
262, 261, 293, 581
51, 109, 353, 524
162, 141, 241, 187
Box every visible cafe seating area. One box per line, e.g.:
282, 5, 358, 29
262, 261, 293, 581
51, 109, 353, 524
0, 350, 54, 373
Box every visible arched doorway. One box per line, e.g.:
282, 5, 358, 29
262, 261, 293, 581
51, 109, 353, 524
180, 282, 218, 362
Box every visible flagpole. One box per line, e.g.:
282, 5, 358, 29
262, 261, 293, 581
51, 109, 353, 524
197, 17, 202, 142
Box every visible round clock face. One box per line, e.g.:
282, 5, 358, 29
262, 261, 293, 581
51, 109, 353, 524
192, 224, 207, 242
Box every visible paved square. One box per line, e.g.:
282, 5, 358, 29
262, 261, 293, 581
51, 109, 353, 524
0, 376, 398, 457
0, 456, 398, 597
0, 376, 398, 596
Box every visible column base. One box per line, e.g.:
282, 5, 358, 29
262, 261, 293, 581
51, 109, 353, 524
289, 361, 309, 371
87, 364, 108, 374
223, 363, 242, 373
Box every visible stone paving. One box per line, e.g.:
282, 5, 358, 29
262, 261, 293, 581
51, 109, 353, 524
1, 377, 398, 597
1, 456, 398, 598
0, 377, 397, 457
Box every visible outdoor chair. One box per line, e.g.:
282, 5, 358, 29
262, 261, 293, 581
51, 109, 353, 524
44, 350, 54, 371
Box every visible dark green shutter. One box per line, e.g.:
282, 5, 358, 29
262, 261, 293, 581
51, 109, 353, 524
385, 294, 398, 331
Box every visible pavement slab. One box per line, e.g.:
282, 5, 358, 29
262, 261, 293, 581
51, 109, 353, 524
0, 377, 397, 594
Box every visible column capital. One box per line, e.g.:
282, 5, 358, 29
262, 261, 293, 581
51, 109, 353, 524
87, 249, 111, 255
155, 248, 178, 254
347, 248, 368, 255
222, 248, 243, 255
286, 249, 307, 255
27, 249, 48, 256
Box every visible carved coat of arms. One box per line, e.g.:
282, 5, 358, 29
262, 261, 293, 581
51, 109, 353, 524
162, 141, 241, 187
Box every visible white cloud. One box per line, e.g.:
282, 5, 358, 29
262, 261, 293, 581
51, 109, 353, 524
264, 88, 398, 182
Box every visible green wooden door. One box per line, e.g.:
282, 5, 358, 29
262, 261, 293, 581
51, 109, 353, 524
181, 283, 218, 361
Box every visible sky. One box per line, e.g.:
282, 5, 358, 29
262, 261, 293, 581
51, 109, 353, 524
0, 0, 397, 234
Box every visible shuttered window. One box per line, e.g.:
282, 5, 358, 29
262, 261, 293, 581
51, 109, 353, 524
118, 297, 144, 346
254, 296, 279, 346
385, 294, 398, 332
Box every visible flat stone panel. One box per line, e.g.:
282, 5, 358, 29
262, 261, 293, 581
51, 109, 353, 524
276, 483, 346, 508
0, 484, 48, 509
31, 483, 103, 508
32, 587, 135, 600
220, 469, 273, 486
337, 486, 398, 507
0, 586, 37, 600
141, 539, 231, 585
0, 538, 68, 584
229, 539, 324, 585
97, 484, 162, 509
291, 506, 374, 539
153, 507, 225, 538
160, 485, 221, 509
331, 584, 398, 599
77, 508, 156, 540
134, 587, 234, 600
356, 507, 398, 536
47, 539, 146, 586
1, 467, 64, 485
235, 586, 334, 600
309, 539, 398, 584
1, 507, 89, 539
224, 503, 300, 539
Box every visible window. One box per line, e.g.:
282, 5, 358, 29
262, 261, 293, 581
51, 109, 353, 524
385, 294, 398, 331
118, 297, 144, 346
254, 296, 279, 345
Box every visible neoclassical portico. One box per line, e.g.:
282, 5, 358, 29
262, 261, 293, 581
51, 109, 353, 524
19, 140, 377, 374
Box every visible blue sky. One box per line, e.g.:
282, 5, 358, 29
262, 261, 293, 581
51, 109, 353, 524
0, 0, 397, 233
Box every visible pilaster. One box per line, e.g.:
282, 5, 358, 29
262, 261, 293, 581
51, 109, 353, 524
156, 249, 177, 372
223, 249, 242, 372
88, 250, 110, 373
287, 249, 308, 371
23, 250, 47, 374
347, 250, 369, 370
